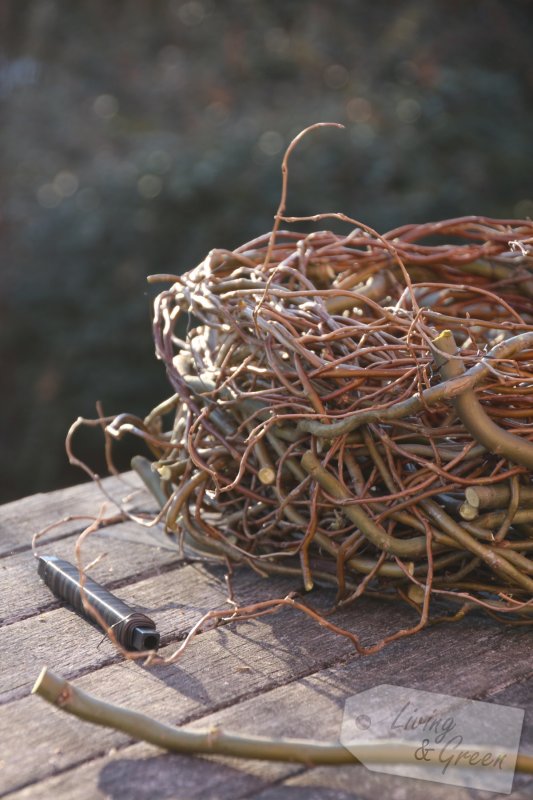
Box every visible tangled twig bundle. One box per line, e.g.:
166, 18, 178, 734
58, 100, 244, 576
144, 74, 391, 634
70, 127, 533, 657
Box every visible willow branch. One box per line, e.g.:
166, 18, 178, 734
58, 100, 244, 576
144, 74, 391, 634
32, 668, 533, 773
301, 451, 427, 558
466, 483, 533, 511
420, 498, 533, 593
131, 455, 168, 509
432, 330, 533, 469
299, 331, 533, 438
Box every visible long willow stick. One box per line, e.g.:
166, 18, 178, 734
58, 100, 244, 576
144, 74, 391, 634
33, 668, 533, 773
299, 331, 533, 438
301, 451, 426, 558
432, 330, 533, 470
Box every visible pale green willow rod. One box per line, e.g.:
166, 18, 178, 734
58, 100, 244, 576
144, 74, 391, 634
33, 667, 533, 774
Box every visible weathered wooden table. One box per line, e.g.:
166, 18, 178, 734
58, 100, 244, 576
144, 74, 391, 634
1, 473, 532, 799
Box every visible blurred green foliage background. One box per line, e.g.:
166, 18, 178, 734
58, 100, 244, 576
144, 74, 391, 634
2, 0, 532, 502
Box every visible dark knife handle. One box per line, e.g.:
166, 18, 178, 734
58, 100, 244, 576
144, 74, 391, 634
38, 555, 160, 651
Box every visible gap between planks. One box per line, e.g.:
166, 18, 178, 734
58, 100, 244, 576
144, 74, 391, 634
3, 478, 532, 798
1, 558, 323, 703
2, 524, 189, 627
2, 625, 531, 800
0, 590, 531, 796
0, 471, 150, 560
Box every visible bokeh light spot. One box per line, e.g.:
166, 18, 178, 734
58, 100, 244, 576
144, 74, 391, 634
138, 174, 163, 199
346, 97, 373, 123
93, 94, 118, 119
36, 183, 61, 208
324, 64, 349, 90
258, 130, 284, 156
174, 1, 206, 26
396, 98, 421, 124
53, 171, 79, 197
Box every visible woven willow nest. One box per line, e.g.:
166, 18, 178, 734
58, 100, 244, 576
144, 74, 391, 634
89, 210, 533, 654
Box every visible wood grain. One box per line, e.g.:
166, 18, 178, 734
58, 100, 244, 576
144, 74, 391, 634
1, 520, 182, 625
0, 472, 147, 558
3, 630, 531, 798
1, 479, 531, 799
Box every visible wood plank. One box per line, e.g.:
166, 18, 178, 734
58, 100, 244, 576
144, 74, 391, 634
1, 738, 299, 800
0, 472, 150, 558
2, 481, 532, 798
0, 600, 530, 795
1, 520, 184, 625
2, 620, 531, 798
0, 561, 310, 702
247, 678, 533, 800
